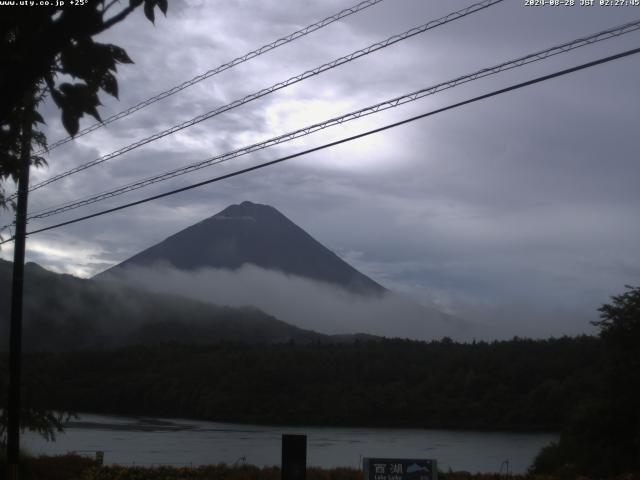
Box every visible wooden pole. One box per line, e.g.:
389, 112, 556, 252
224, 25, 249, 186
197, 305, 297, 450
6, 104, 32, 480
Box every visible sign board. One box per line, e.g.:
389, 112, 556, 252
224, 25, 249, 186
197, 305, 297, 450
282, 434, 306, 480
363, 458, 437, 480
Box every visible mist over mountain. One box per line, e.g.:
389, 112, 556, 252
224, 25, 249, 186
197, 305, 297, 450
97, 201, 472, 340
0, 196, 469, 349
0, 259, 344, 352
97, 201, 385, 296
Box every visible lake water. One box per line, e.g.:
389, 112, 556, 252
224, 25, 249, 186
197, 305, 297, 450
23, 414, 556, 474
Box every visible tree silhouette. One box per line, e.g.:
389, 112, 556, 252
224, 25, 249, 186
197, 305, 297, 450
532, 285, 640, 476
0, 0, 168, 210
593, 285, 640, 472
0, 0, 170, 446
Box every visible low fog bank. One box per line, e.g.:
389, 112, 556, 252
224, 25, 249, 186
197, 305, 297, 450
0, 260, 329, 352
450, 302, 598, 341
98, 262, 473, 341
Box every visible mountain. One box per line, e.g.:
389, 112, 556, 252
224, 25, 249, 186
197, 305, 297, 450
95, 201, 469, 340
97, 201, 385, 295
0, 259, 347, 352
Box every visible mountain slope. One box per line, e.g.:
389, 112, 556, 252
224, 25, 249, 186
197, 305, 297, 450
0, 260, 335, 352
95, 201, 472, 340
97, 201, 385, 295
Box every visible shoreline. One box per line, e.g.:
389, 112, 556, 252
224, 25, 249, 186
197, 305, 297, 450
64, 411, 562, 435
24, 412, 557, 474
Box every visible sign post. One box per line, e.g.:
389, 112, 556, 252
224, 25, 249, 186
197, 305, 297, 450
6, 102, 33, 480
281, 434, 306, 480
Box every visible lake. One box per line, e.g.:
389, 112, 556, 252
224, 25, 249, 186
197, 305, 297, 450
23, 414, 556, 474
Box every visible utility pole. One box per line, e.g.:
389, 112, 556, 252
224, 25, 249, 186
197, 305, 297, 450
6, 102, 33, 480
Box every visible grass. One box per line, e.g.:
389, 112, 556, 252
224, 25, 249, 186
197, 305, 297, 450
0, 453, 98, 480
1, 455, 640, 480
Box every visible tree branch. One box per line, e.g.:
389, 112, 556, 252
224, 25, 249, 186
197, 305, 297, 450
102, 0, 121, 14
99, 2, 139, 33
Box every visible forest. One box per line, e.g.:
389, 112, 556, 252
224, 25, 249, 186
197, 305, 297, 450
2, 285, 638, 477
3, 335, 602, 431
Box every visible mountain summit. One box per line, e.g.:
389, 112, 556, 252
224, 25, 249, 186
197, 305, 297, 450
98, 201, 385, 295
97, 201, 470, 340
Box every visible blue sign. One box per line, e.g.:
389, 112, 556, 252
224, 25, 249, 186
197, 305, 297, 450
363, 458, 437, 480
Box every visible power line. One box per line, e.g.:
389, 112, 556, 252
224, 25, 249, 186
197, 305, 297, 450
2, 45, 637, 245
22, 0, 503, 196
38, 0, 387, 155
22, 19, 640, 222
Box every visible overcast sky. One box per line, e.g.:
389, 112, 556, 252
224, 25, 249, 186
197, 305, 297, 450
1, 0, 639, 338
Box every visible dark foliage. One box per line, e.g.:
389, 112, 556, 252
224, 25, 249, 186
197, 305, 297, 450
0, 452, 98, 480
531, 286, 640, 476
1, 0, 170, 446
0, 336, 603, 431
6, 459, 604, 480
3, 454, 640, 480
0, 0, 168, 210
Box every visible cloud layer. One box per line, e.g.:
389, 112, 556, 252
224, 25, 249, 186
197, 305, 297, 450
1, 0, 639, 339
102, 263, 472, 340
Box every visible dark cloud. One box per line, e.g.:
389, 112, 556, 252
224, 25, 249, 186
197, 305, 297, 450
2, 0, 639, 339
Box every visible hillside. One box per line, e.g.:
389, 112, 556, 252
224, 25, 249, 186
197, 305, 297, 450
0, 259, 333, 351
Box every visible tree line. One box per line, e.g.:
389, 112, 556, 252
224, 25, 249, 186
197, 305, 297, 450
2, 335, 603, 432
2, 286, 638, 477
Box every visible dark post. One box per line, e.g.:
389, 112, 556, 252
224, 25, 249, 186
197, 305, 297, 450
6, 104, 32, 480
281, 434, 306, 480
